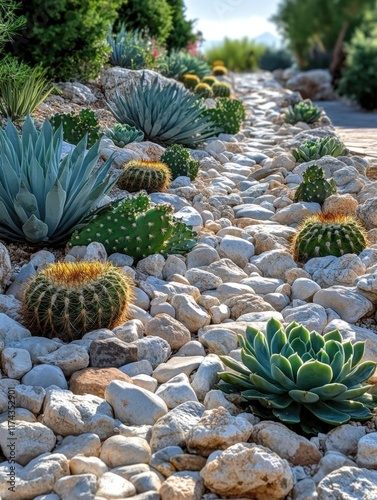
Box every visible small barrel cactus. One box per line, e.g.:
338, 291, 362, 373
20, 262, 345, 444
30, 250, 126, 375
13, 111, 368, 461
212, 82, 231, 98
212, 60, 225, 67
291, 213, 368, 262
160, 144, 200, 180
69, 192, 197, 261
284, 101, 322, 125
22, 261, 134, 341
212, 65, 228, 76
201, 76, 218, 86
294, 165, 337, 205
292, 137, 349, 163
182, 74, 200, 90
117, 160, 171, 193
194, 83, 214, 99
105, 123, 144, 147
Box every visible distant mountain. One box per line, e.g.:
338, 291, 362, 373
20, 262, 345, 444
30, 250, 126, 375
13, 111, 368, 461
253, 32, 281, 47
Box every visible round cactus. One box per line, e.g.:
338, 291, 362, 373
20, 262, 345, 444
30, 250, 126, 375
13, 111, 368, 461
194, 83, 214, 99
182, 74, 200, 90
212, 60, 225, 67
160, 144, 199, 180
201, 76, 218, 86
118, 160, 171, 193
22, 261, 134, 341
212, 82, 232, 98
291, 213, 368, 262
212, 65, 228, 76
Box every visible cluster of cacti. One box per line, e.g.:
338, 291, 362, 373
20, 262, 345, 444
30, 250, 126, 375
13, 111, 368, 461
292, 137, 350, 163
105, 123, 144, 147
160, 144, 200, 180
212, 82, 231, 98
284, 101, 322, 125
117, 160, 171, 193
22, 261, 134, 341
294, 165, 337, 205
49, 108, 101, 148
194, 83, 214, 98
201, 76, 218, 86
182, 74, 200, 90
69, 193, 197, 262
291, 213, 368, 261
212, 65, 228, 76
204, 97, 246, 135
218, 317, 376, 434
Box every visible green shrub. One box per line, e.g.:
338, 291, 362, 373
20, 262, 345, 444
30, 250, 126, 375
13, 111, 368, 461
107, 73, 217, 147
218, 317, 376, 434
0, 116, 115, 245
164, 0, 196, 52
206, 37, 265, 72
11, 0, 123, 81
259, 47, 293, 71
0, 0, 25, 54
49, 109, 101, 148
159, 51, 210, 81
204, 98, 246, 135
160, 144, 199, 180
338, 27, 377, 110
294, 165, 337, 205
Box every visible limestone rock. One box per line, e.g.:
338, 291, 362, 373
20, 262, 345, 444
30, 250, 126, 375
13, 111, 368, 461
69, 367, 133, 398
357, 432, 377, 469
250, 250, 297, 280
313, 287, 373, 323
171, 294, 211, 333
145, 313, 191, 350
317, 466, 377, 499
100, 435, 151, 467
159, 471, 205, 500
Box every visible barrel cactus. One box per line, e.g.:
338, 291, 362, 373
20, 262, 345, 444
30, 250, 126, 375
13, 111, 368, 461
212, 65, 228, 76
212, 82, 231, 98
291, 213, 368, 262
160, 144, 200, 180
105, 123, 144, 147
201, 76, 218, 87
194, 83, 214, 99
218, 318, 376, 434
294, 165, 337, 205
182, 74, 200, 90
117, 160, 171, 193
22, 261, 134, 341
292, 137, 349, 163
69, 192, 197, 261
284, 102, 322, 125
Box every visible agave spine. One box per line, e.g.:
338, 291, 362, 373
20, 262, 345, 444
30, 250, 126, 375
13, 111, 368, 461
117, 160, 171, 193
294, 165, 337, 205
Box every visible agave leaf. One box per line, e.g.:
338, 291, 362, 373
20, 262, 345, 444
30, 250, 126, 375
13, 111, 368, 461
44, 180, 67, 234
266, 317, 283, 345
22, 214, 49, 243
324, 329, 343, 343
351, 342, 365, 367
289, 389, 320, 404
310, 383, 347, 400
304, 400, 350, 425
296, 360, 333, 390
333, 385, 372, 401
325, 400, 372, 420
250, 373, 285, 394
341, 361, 376, 388
273, 402, 301, 423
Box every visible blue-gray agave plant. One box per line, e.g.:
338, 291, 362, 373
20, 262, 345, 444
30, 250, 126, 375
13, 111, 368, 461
0, 116, 116, 245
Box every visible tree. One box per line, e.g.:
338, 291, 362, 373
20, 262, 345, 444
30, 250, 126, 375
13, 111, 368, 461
165, 0, 196, 52
0, 0, 25, 55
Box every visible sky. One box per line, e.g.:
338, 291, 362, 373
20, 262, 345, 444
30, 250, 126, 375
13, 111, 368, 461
184, 0, 281, 45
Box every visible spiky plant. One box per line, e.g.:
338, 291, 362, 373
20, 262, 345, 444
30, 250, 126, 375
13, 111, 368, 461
159, 51, 211, 80
160, 144, 200, 180
0, 115, 115, 245
69, 192, 197, 262
182, 74, 200, 90
204, 97, 246, 135
201, 76, 217, 87
284, 101, 322, 125
294, 165, 337, 205
212, 60, 225, 67
212, 65, 228, 76
106, 73, 217, 147
117, 160, 171, 193
212, 82, 231, 98
49, 108, 101, 148
107, 24, 148, 69
194, 83, 214, 99
292, 137, 349, 163
22, 261, 134, 341
291, 213, 368, 262
105, 123, 144, 147
218, 318, 376, 434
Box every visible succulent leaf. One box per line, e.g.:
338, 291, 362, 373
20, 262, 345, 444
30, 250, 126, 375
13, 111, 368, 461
292, 137, 349, 163
284, 101, 322, 124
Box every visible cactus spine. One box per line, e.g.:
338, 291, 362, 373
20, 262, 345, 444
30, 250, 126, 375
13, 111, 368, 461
182, 74, 200, 90
212, 82, 231, 97
22, 261, 134, 341
201, 76, 218, 86
194, 83, 214, 98
212, 65, 228, 76
294, 165, 337, 205
118, 160, 171, 193
292, 213, 368, 262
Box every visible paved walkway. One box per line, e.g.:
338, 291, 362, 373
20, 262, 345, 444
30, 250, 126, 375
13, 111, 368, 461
315, 100, 377, 158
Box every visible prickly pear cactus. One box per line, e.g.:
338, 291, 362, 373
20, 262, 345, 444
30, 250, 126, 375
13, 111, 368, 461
69, 193, 197, 261
22, 261, 134, 341
160, 144, 200, 180
292, 213, 368, 261
194, 83, 214, 98
212, 82, 231, 97
294, 165, 337, 205
182, 74, 200, 90
117, 160, 171, 193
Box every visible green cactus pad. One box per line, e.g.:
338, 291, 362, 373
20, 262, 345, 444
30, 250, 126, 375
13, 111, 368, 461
294, 165, 337, 205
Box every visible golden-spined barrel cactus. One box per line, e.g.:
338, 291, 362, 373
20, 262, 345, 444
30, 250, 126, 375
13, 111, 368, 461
117, 160, 171, 193
182, 74, 200, 90
22, 261, 134, 341
194, 83, 214, 99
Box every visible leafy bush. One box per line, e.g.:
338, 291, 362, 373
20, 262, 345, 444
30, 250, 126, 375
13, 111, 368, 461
160, 144, 199, 180
164, 0, 196, 52
259, 47, 293, 71
294, 165, 337, 205
0, 116, 115, 245
284, 101, 322, 125
0, 0, 25, 54
292, 137, 349, 163
206, 37, 266, 72
338, 27, 377, 110
159, 51, 210, 80
107, 73, 217, 147
49, 109, 101, 148
11, 0, 123, 81
105, 123, 144, 147
218, 317, 376, 434
204, 98, 246, 135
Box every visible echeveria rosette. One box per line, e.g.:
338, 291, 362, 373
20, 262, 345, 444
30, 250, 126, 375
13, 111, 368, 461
292, 136, 349, 163
218, 318, 376, 434
284, 101, 322, 125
